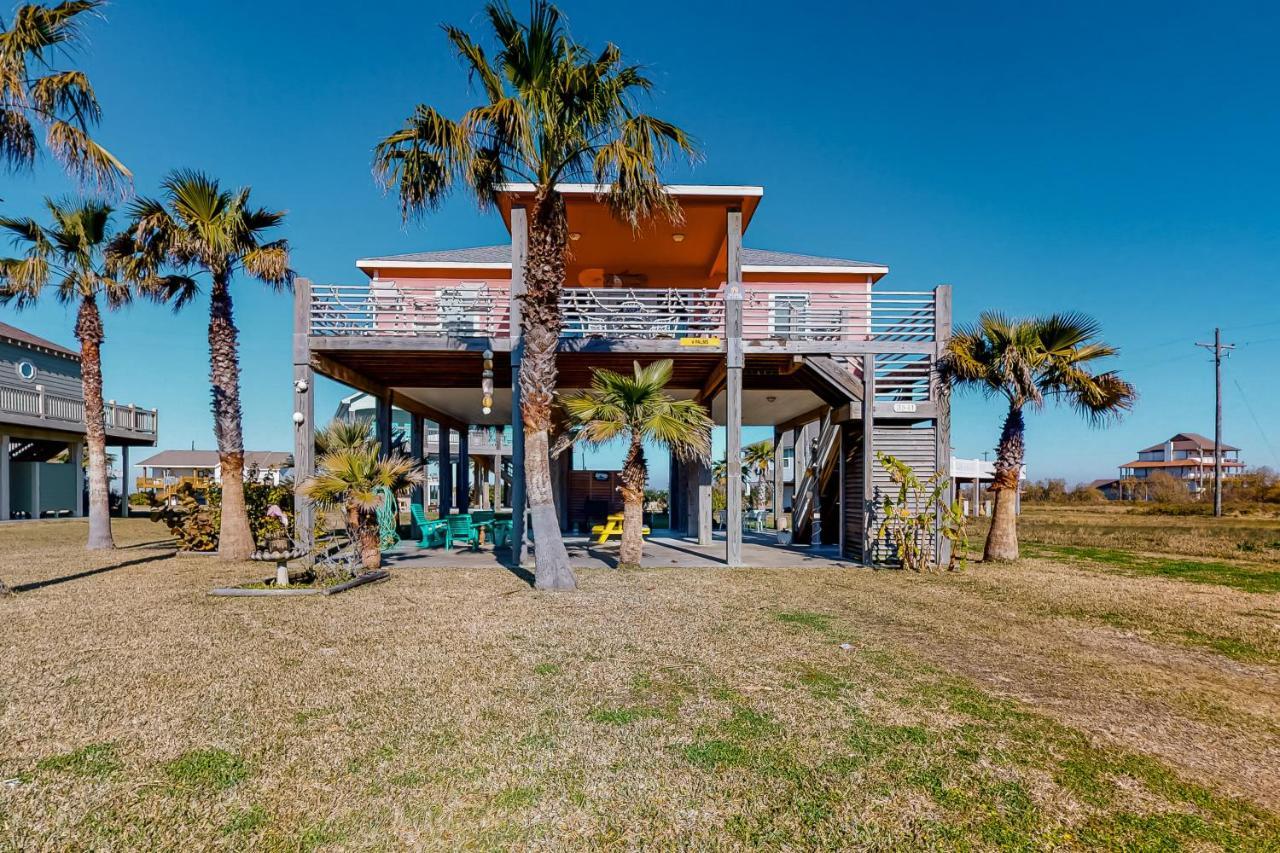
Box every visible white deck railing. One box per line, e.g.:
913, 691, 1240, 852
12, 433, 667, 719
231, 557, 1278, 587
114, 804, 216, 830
308, 283, 940, 343
310, 283, 512, 337
742, 289, 936, 343
0, 387, 157, 436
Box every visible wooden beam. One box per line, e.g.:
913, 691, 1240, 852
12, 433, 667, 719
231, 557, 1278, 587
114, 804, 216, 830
775, 405, 827, 434
695, 360, 727, 404
804, 355, 865, 401
745, 340, 936, 355
309, 351, 468, 432
376, 393, 393, 458
310, 336, 512, 353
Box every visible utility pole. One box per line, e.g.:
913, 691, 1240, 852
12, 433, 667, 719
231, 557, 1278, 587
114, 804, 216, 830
1195, 328, 1235, 517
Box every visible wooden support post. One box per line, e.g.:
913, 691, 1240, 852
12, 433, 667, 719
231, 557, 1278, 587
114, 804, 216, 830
438, 426, 453, 516
667, 454, 682, 533
457, 426, 470, 513
509, 206, 528, 563
118, 444, 130, 517
725, 208, 744, 567
72, 441, 84, 517
0, 433, 9, 521
772, 428, 784, 530
375, 393, 393, 459
933, 284, 953, 566
684, 458, 698, 536
410, 414, 425, 537
292, 276, 316, 553
697, 458, 713, 545
861, 354, 876, 566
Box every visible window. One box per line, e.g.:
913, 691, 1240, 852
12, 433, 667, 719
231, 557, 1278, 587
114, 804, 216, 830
770, 293, 810, 339
15, 359, 36, 382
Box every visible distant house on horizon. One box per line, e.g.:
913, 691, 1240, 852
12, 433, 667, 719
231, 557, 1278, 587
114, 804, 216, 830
134, 450, 293, 501
1116, 432, 1244, 499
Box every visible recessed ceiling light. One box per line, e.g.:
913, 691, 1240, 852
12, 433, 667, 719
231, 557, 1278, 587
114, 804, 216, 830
569, 232, 582, 241
672, 233, 685, 242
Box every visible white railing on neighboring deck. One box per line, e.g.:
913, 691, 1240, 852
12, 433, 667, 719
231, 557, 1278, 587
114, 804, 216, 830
309, 282, 511, 337
742, 289, 936, 343
560, 288, 724, 339
0, 387, 157, 435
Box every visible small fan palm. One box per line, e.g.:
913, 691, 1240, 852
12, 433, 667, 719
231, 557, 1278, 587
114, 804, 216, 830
373, 0, 698, 591
317, 417, 377, 454
0, 198, 168, 551
559, 360, 712, 569
938, 312, 1136, 561
110, 170, 292, 561
0, 1, 129, 190
300, 446, 423, 572
742, 439, 774, 512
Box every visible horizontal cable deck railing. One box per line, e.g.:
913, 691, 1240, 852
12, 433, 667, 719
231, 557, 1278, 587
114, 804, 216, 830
742, 290, 936, 343
310, 283, 940, 343
0, 387, 157, 434
310, 283, 511, 337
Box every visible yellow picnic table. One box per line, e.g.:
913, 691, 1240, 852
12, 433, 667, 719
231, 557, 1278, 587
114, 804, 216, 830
590, 512, 650, 544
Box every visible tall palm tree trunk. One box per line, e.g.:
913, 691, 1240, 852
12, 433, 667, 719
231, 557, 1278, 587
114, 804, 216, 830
618, 434, 646, 569
521, 190, 575, 590
984, 404, 1025, 562
75, 296, 114, 551
208, 273, 254, 561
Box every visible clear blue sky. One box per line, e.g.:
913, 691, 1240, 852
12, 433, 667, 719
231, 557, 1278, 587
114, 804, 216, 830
3, 0, 1278, 486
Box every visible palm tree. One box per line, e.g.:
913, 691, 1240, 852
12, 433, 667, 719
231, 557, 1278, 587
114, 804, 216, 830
938, 312, 1136, 561
0, 1, 129, 190
559, 360, 711, 570
300, 445, 423, 572
373, 0, 697, 591
316, 417, 377, 455
110, 171, 292, 560
742, 439, 774, 511
0, 198, 150, 550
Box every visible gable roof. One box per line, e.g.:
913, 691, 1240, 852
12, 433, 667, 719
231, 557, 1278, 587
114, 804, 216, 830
1139, 432, 1240, 453
136, 450, 293, 469
0, 321, 78, 359
356, 245, 886, 272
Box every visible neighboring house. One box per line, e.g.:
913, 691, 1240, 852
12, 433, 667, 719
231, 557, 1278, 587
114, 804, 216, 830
293, 182, 953, 564
1118, 432, 1244, 498
333, 392, 512, 510
951, 457, 1028, 516
0, 322, 158, 520
1086, 478, 1122, 500
135, 450, 293, 500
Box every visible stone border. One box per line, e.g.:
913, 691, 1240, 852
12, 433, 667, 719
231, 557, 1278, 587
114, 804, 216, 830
209, 570, 390, 598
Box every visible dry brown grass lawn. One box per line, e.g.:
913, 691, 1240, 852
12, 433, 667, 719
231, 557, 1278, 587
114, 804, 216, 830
1, 518, 1278, 850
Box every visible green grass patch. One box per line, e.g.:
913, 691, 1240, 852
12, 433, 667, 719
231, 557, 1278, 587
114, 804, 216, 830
775, 611, 831, 631
36, 743, 121, 779
492, 784, 540, 809
162, 748, 248, 792
532, 662, 561, 676
221, 805, 268, 836
1029, 543, 1280, 593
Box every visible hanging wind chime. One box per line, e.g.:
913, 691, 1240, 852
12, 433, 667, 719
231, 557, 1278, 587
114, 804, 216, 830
481, 349, 494, 416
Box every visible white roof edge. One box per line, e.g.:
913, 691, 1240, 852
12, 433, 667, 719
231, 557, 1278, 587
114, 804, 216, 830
356, 259, 512, 270
496, 182, 764, 198
743, 264, 889, 275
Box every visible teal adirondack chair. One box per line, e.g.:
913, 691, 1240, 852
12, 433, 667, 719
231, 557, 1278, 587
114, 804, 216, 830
410, 504, 446, 548
446, 513, 481, 551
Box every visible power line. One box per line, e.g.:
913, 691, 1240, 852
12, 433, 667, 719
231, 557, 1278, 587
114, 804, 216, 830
1234, 379, 1280, 469
1194, 329, 1235, 517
